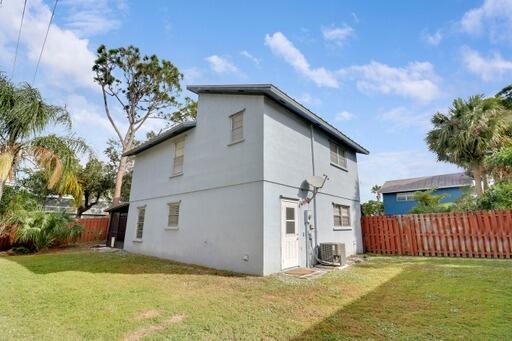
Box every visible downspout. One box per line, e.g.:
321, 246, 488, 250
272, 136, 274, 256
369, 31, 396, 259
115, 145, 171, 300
309, 124, 318, 267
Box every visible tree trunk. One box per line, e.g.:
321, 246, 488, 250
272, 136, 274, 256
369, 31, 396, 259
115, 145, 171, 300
482, 172, 489, 192
0, 179, 5, 203
473, 166, 484, 197
113, 155, 128, 205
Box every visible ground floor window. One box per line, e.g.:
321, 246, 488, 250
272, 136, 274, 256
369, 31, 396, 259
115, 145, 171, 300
333, 203, 351, 228
167, 202, 180, 227
136, 206, 146, 239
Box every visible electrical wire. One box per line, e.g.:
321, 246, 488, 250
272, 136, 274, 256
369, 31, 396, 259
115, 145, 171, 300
33, 0, 58, 83
11, 0, 28, 79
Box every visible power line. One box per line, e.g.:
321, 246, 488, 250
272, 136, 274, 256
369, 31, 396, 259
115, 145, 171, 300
33, 0, 58, 84
11, 0, 28, 79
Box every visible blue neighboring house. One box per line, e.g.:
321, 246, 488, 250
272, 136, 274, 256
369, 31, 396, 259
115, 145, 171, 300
380, 173, 474, 215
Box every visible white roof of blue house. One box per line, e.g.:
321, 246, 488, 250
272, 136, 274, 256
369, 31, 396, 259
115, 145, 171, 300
379, 172, 474, 194
187, 84, 369, 155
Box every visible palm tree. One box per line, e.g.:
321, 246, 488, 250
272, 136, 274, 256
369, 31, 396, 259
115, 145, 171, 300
0, 75, 88, 203
371, 185, 382, 201
426, 95, 510, 197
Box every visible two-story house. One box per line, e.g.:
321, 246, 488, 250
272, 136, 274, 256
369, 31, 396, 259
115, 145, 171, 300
123, 84, 369, 275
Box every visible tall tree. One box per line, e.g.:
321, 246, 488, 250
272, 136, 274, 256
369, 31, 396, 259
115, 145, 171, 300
76, 158, 112, 217
0, 75, 87, 202
426, 95, 510, 197
93, 45, 183, 204
497, 84, 512, 110
371, 185, 382, 202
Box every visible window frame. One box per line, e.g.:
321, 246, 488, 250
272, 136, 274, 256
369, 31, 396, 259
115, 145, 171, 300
396, 192, 416, 202
135, 206, 146, 240
166, 201, 181, 230
171, 137, 185, 177
229, 110, 245, 145
333, 203, 351, 229
329, 141, 348, 170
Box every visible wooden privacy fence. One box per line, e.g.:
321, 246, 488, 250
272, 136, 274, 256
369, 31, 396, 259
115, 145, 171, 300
74, 217, 110, 243
362, 210, 512, 259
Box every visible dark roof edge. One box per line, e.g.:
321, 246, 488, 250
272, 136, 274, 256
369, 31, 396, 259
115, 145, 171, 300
104, 202, 129, 212
187, 84, 369, 155
123, 121, 196, 157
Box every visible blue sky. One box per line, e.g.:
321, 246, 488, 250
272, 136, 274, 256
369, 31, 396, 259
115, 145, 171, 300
1, 0, 511, 201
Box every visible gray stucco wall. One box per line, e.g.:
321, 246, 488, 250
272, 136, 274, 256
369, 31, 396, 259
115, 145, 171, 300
125, 92, 363, 276
262, 97, 362, 275
125, 93, 265, 275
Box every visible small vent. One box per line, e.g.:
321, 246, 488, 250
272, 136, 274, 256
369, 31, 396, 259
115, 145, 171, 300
319, 243, 346, 266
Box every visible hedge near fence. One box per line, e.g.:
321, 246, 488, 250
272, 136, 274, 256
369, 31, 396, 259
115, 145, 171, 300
362, 210, 512, 258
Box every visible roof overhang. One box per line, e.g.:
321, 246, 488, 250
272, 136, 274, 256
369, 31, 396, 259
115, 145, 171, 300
187, 84, 369, 155
123, 121, 196, 157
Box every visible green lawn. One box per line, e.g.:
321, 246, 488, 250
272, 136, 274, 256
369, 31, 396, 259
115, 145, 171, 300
1, 249, 511, 340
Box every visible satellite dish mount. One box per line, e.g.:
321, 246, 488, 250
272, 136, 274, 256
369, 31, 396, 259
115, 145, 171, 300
300, 174, 329, 206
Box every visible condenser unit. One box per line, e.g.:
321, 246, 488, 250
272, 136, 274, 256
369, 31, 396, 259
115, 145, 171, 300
319, 243, 346, 266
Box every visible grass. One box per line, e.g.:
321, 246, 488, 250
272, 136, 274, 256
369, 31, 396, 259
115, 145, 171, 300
0, 248, 511, 340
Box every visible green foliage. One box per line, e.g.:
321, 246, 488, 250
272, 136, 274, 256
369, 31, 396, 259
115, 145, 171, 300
361, 200, 384, 216
485, 145, 512, 182
452, 188, 479, 212
371, 185, 382, 201
10, 210, 83, 251
479, 181, 512, 210
410, 189, 452, 214
0, 185, 38, 218
496, 84, 512, 110
76, 158, 112, 216
0, 74, 89, 203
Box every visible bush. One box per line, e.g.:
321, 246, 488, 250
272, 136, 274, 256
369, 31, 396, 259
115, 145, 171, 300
362, 200, 384, 216
410, 189, 452, 214
479, 181, 512, 210
10, 211, 83, 251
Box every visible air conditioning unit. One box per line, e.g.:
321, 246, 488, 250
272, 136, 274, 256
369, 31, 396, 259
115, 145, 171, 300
319, 243, 346, 266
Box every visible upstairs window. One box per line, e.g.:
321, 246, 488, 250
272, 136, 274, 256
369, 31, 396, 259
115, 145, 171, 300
167, 202, 180, 227
230, 111, 244, 143
136, 207, 146, 239
396, 192, 416, 201
333, 203, 351, 228
172, 138, 185, 175
330, 142, 347, 169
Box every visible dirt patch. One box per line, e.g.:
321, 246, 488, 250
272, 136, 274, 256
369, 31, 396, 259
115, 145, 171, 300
122, 314, 186, 341
133, 309, 161, 320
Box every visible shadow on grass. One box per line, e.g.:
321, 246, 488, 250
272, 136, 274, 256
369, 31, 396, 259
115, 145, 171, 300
3, 249, 246, 277
293, 257, 512, 340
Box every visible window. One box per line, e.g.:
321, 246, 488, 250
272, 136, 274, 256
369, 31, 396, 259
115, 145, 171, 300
285, 207, 296, 234
396, 192, 416, 201
136, 207, 145, 239
333, 203, 351, 228
172, 138, 185, 175
230, 111, 244, 143
330, 142, 347, 169
167, 202, 180, 227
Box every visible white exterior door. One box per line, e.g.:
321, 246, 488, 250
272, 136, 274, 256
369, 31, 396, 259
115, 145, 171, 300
281, 200, 299, 269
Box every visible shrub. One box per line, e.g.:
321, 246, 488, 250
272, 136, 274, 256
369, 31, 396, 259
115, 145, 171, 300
362, 200, 384, 216
410, 189, 452, 214
11, 211, 83, 251
479, 181, 512, 210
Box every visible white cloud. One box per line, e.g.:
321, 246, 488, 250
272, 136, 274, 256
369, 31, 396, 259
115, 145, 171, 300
461, 47, 512, 81
205, 55, 240, 75
459, 0, 512, 42
335, 111, 354, 121
351, 12, 360, 24
240, 50, 261, 65
183, 67, 203, 84
296, 93, 322, 106
321, 24, 354, 46
0, 0, 98, 90
358, 150, 461, 202
264, 32, 339, 88
60, 0, 126, 36
423, 30, 443, 46
339, 61, 441, 102
379, 106, 434, 131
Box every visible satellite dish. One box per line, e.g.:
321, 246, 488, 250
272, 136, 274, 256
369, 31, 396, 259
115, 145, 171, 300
306, 175, 325, 188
